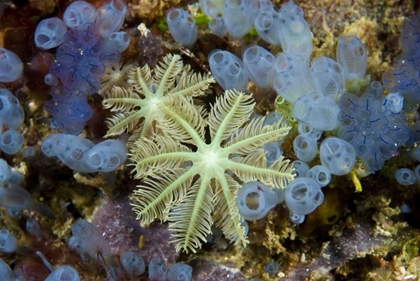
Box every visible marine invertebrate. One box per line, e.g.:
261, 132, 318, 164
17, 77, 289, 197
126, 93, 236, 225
102, 53, 214, 147
130, 90, 294, 252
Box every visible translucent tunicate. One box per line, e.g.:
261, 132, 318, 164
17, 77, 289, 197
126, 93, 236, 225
395, 168, 416, 186
278, 1, 312, 61
254, 9, 282, 45
285, 177, 324, 215
242, 45, 275, 88
223, 0, 259, 38
0, 48, 23, 83
208, 49, 248, 91
166, 263, 193, 281
319, 137, 356, 175
310, 56, 345, 100
293, 133, 318, 162
305, 165, 331, 187
236, 182, 278, 220
166, 8, 197, 48
63, 1, 97, 29
291, 160, 309, 178
292, 90, 340, 131
120, 251, 145, 276
336, 34, 367, 81
34, 17, 67, 50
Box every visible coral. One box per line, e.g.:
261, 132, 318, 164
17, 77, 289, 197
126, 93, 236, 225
130, 89, 294, 252
91, 197, 179, 264
136, 23, 163, 67
102, 53, 214, 147
189, 258, 247, 281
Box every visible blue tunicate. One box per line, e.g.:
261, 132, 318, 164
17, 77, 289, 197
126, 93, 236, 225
96, 0, 127, 39
68, 219, 111, 261
208, 16, 227, 37
414, 164, 420, 183
384, 92, 404, 114
265, 261, 279, 277
395, 168, 416, 186
0, 159, 11, 184
0, 228, 17, 253
273, 188, 285, 204
41, 133, 98, 172
41, 133, 67, 157
291, 160, 309, 178
199, 0, 223, 18
297, 122, 322, 140
263, 111, 284, 127
166, 263, 193, 281
400, 204, 410, 214
166, 8, 197, 48
0, 89, 24, 129
148, 257, 167, 281
401, 13, 420, 59
290, 212, 305, 224
236, 182, 278, 221
293, 133, 318, 162
104, 31, 131, 53
305, 165, 331, 187
272, 52, 313, 103
285, 177, 324, 215
0, 129, 24, 155
45, 265, 80, 281
0, 48, 23, 83
254, 9, 282, 45
8, 169, 23, 184
120, 251, 145, 276
292, 90, 340, 131
26, 218, 44, 238
208, 49, 248, 91
49, 25, 120, 95
263, 142, 282, 167
336, 34, 367, 81
337, 91, 408, 172
223, 0, 259, 38
320, 137, 356, 175
310, 56, 345, 100
45, 86, 93, 134
22, 146, 36, 158
278, 1, 312, 61
84, 139, 127, 172
44, 73, 58, 86
63, 1, 97, 29
382, 59, 420, 100
366, 81, 383, 99
242, 45, 275, 88
0, 184, 31, 214
34, 17, 67, 50
0, 257, 15, 281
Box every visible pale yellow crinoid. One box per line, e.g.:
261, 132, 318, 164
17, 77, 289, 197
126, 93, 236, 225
102, 53, 215, 146
130, 90, 294, 253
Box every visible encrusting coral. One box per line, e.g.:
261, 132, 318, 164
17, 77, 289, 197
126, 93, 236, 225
129, 88, 294, 253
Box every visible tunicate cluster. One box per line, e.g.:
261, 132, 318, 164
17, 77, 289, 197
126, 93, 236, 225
41, 134, 127, 173
337, 89, 408, 172
383, 12, 420, 100
35, 0, 128, 134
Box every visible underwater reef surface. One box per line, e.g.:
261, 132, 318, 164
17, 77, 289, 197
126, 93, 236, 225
0, 0, 420, 280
